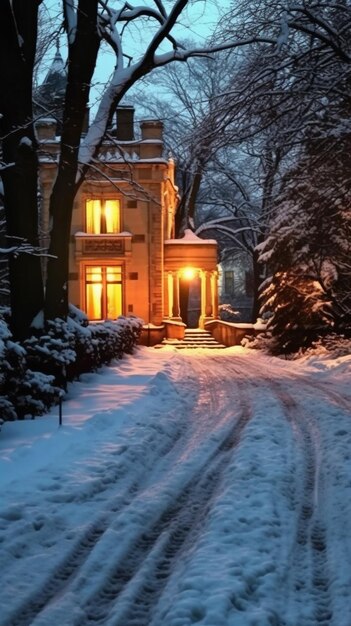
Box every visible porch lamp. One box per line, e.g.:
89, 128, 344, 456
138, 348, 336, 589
182, 267, 195, 280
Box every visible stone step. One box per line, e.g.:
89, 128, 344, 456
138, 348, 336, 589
184, 329, 211, 334
160, 329, 226, 349
174, 344, 226, 349
184, 332, 212, 338
180, 339, 220, 344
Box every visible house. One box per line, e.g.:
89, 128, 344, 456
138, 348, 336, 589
36, 49, 219, 345
218, 250, 254, 322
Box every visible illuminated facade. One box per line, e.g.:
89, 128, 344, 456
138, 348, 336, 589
37, 109, 218, 342
36, 52, 218, 342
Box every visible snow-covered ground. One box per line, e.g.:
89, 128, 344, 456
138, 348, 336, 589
0, 345, 350, 626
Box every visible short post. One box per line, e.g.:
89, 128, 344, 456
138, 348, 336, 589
59, 394, 63, 426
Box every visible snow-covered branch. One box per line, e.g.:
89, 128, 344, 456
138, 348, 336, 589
63, 0, 77, 45
0, 238, 50, 258
152, 37, 276, 69
77, 0, 279, 178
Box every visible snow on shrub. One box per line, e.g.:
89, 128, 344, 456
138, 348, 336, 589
25, 317, 76, 388
219, 304, 240, 322
28, 305, 90, 382
81, 316, 142, 370
0, 397, 17, 422
0, 317, 26, 420
9, 370, 61, 419
0, 308, 143, 422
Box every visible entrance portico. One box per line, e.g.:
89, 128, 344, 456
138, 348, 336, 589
164, 230, 218, 328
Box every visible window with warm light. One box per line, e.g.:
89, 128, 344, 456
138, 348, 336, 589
85, 265, 122, 320
86, 199, 121, 234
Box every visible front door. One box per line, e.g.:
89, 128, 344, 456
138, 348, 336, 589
179, 274, 201, 328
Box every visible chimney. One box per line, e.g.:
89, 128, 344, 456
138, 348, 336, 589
116, 106, 135, 141
140, 120, 164, 141
36, 116, 56, 140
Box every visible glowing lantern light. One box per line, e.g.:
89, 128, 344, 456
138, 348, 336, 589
183, 267, 195, 280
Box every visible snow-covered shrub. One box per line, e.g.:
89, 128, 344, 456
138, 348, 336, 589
111, 316, 143, 354
68, 303, 89, 327
24, 313, 142, 383
8, 370, 61, 419
87, 316, 143, 369
67, 311, 142, 377
0, 310, 142, 422
0, 323, 26, 420
0, 317, 12, 386
241, 331, 272, 352
294, 334, 351, 360
0, 397, 17, 422
24, 317, 76, 388
219, 304, 240, 322
260, 269, 334, 354
1, 328, 61, 419
68, 319, 95, 377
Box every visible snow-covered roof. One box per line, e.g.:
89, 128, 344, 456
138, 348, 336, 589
36, 117, 56, 124
165, 229, 217, 245
42, 43, 66, 84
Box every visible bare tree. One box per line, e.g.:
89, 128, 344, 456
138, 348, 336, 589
133, 53, 239, 233
131, 45, 293, 320
7, 0, 349, 336
213, 0, 351, 342
0, 0, 279, 336
0, 1, 44, 340
39, 0, 280, 323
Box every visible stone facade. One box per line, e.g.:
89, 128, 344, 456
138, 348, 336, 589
35, 51, 219, 340
37, 110, 178, 328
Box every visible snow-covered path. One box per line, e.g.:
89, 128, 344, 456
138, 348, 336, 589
0, 346, 351, 626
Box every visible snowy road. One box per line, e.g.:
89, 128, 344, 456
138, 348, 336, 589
0, 346, 351, 626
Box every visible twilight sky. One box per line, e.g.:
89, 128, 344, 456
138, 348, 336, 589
39, 0, 229, 108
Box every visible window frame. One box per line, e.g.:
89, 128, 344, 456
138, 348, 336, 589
84, 263, 124, 320
224, 270, 235, 296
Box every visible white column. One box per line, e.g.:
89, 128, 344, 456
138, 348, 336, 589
211, 271, 218, 318
172, 271, 180, 318
167, 271, 173, 317
200, 270, 206, 320
205, 271, 213, 317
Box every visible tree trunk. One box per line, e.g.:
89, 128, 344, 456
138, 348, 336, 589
0, 0, 44, 339
186, 167, 203, 226
44, 0, 100, 321
251, 247, 262, 323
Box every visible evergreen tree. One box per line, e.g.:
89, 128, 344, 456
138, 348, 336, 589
259, 126, 351, 352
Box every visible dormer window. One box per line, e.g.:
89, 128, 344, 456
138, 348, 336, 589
86, 199, 121, 234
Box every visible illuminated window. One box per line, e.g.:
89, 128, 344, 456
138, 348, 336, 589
85, 265, 122, 320
86, 199, 121, 234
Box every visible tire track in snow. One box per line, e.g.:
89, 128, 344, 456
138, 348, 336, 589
220, 355, 333, 625
74, 390, 253, 626
2, 360, 251, 626
258, 374, 332, 626
3, 469, 184, 626
1, 375, 195, 626
296, 376, 351, 416
2, 481, 139, 626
